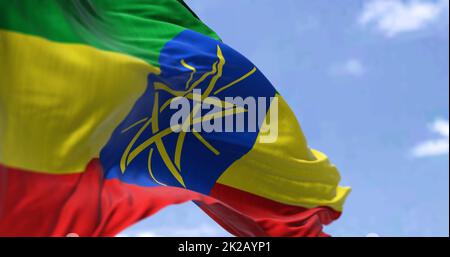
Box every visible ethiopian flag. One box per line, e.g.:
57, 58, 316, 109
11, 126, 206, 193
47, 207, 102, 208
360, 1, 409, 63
0, 0, 350, 237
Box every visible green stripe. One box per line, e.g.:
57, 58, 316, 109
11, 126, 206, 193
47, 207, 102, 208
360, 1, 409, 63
0, 0, 220, 67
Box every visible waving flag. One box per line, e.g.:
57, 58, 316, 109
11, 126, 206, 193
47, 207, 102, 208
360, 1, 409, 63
0, 0, 350, 237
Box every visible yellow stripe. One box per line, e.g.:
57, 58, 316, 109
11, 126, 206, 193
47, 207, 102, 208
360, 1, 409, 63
217, 95, 351, 211
0, 30, 159, 174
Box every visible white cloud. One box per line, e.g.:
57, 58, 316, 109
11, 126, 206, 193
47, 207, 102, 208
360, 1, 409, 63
431, 119, 450, 138
359, 0, 449, 37
330, 58, 366, 77
366, 232, 380, 237
343, 59, 366, 76
411, 119, 449, 158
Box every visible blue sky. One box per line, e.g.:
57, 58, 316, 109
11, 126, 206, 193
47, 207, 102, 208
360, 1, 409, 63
121, 0, 449, 237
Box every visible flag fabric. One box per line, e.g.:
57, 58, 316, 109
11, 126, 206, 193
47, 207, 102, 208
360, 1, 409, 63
0, 0, 350, 237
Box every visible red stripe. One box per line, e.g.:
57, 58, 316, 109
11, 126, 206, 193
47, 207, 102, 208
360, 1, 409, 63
204, 183, 341, 237
0, 160, 340, 237
0, 160, 211, 236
